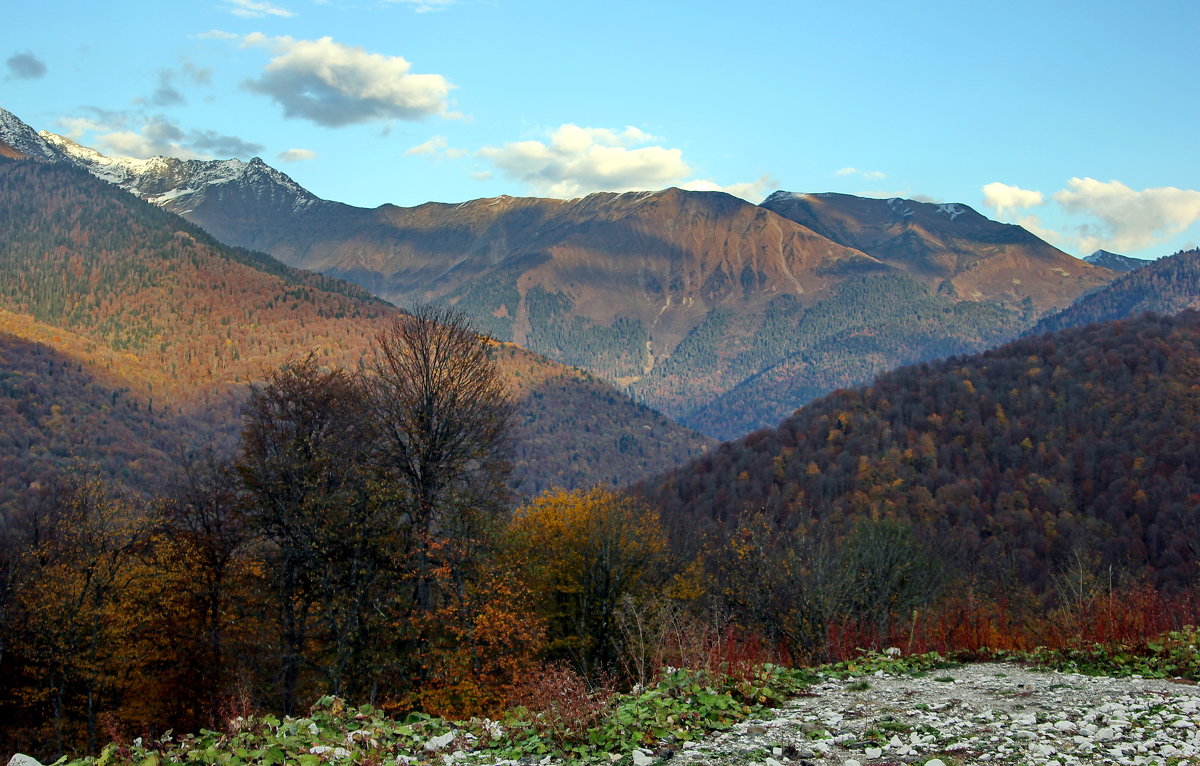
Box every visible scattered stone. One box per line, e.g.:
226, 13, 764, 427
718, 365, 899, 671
424, 731, 456, 752
631, 749, 656, 766
7, 756, 44, 766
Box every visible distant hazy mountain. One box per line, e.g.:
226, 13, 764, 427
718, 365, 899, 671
1028, 248, 1200, 336
1084, 249, 1150, 272
0, 156, 711, 503
0, 106, 1117, 438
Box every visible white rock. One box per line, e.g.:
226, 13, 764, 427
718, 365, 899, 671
7, 756, 44, 766
631, 750, 655, 766
925, 760, 947, 766
424, 731, 456, 752
844, 760, 861, 766
764, 758, 785, 766
1054, 720, 1076, 732
865, 746, 882, 758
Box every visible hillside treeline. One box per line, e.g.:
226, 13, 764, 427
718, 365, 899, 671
642, 310, 1200, 594
1029, 248, 1200, 335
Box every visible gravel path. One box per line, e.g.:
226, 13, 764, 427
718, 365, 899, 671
664, 662, 1200, 766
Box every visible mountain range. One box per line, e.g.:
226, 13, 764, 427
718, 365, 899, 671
0, 107, 1118, 438
0, 155, 711, 506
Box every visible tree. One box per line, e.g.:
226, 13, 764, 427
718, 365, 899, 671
507, 487, 668, 676
369, 306, 514, 615
236, 354, 385, 712
149, 450, 254, 728
370, 305, 514, 525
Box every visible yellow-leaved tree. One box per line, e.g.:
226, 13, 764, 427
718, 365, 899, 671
506, 487, 668, 677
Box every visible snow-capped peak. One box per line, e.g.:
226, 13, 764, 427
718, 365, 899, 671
0, 107, 66, 161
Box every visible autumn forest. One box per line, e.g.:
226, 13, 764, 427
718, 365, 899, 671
2, 149, 1200, 764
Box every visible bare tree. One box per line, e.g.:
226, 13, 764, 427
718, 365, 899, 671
369, 305, 514, 531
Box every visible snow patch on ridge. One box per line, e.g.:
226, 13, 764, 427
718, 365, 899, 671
935, 203, 964, 220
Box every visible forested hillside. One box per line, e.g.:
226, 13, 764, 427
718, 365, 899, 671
1028, 248, 1200, 335
678, 272, 1025, 439
0, 157, 710, 499
641, 310, 1200, 592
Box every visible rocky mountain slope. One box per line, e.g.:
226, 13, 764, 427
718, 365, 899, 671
0, 106, 1116, 437
759, 191, 1104, 312
0, 156, 711, 504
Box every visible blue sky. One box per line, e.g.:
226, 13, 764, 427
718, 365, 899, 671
4, 0, 1199, 259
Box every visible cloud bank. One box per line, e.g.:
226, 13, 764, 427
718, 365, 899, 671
242, 34, 454, 127
983, 178, 1200, 254
1052, 178, 1200, 254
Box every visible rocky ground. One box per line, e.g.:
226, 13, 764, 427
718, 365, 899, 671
10, 661, 1200, 766
655, 662, 1200, 766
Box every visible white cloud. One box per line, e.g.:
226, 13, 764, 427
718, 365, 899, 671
981, 181, 1045, 218
834, 166, 885, 180
223, 0, 294, 18
479, 123, 774, 201
97, 121, 205, 160
278, 148, 316, 162
478, 124, 692, 198
197, 30, 241, 41
1052, 177, 1200, 254
241, 34, 454, 127
406, 135, 447, 156
680, 174, 779, 203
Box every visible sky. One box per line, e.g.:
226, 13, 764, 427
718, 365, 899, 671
3, 0, 1199, 259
